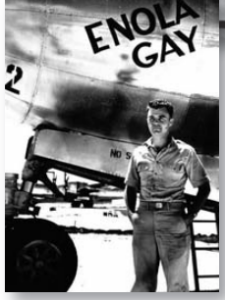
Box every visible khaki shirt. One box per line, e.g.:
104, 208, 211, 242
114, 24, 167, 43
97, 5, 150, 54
125, 138, 209, 202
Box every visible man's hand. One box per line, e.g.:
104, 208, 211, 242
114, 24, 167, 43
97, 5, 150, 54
184, 213, 197, 227
128, 211, 139, 224
184, 181, 210, 227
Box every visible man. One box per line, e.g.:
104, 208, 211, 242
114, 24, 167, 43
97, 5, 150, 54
125, 99, 210, 292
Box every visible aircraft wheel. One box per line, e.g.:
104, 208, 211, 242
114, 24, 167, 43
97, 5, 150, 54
5, 218, 78, 292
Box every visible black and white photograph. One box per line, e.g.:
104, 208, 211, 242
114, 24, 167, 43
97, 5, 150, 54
5, 0, 219, 292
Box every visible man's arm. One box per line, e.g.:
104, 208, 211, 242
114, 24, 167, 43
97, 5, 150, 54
186, 181, 211, 225
125, 185, 138, 223
185, 147, 211, 225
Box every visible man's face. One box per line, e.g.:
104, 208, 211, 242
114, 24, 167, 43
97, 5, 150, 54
147, 107, 174, 138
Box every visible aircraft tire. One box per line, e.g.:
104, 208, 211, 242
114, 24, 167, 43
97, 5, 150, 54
5, 218, 78, 292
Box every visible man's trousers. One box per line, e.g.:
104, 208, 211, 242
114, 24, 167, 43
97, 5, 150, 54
131, 201, 191, 292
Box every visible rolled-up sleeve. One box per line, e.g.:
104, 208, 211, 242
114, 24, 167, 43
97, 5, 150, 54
186, 148, 210, 188
124, 154, 140, 190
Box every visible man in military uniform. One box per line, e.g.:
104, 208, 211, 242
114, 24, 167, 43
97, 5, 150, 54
125, 99, 210, 292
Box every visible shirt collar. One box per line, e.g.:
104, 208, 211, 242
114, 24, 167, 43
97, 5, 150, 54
144, 136, 178, 151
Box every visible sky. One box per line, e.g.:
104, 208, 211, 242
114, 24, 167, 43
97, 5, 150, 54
5, 119, 33, 176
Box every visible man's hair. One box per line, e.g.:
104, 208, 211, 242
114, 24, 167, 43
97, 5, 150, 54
147, 99, 174, 118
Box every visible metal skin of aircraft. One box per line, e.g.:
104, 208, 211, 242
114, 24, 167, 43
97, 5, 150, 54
5, 0, 218, 190
5, 0, 219, 293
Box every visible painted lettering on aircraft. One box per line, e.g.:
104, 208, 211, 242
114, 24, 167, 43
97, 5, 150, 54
126, 152, 131, 160
85, 0, 199, 68
5, 64, 23, 95
110, 149, 122, 159
103, 211, 118, 218
110, 149, 132, 160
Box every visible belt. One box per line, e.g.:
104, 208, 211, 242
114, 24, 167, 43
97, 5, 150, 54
139, 201, 186, 211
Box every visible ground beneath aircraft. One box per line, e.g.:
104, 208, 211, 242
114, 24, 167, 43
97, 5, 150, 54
68, 233, 218, 292
17, 203, 218, 292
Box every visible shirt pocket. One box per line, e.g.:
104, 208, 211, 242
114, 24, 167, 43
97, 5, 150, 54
170, 157, 188, 175
173, 160, 185, 173
137, 162, 153, 184
163, 159, 186, 186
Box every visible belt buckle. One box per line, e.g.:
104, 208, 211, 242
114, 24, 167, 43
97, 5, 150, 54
155, 202, 163, 209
